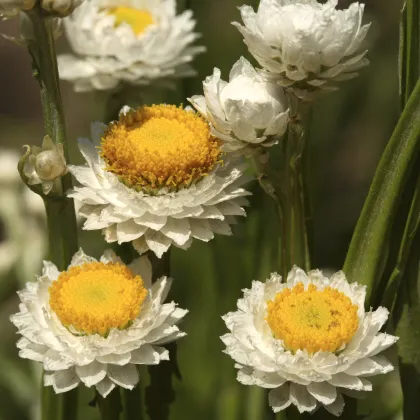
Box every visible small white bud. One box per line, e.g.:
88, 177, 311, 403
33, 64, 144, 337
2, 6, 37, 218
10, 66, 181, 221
23, 136, 68, 195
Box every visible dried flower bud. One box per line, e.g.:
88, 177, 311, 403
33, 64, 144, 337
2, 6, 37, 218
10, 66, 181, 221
23, 135, 68, 195
40, 0, 83, 17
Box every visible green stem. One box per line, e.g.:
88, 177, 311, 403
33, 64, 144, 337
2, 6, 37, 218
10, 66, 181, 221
41, 384, 60, 420
251, 154, 288, 277
25, 7, 79, 420
145, 251, 179, 420
97, 389, 123, 420
343, 79, 420, 306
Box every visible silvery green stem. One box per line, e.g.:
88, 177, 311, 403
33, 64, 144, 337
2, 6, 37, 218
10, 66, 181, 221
25, 6, 78, 420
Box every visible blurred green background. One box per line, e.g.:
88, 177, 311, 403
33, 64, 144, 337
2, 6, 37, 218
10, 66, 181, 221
0, 0, 404, 419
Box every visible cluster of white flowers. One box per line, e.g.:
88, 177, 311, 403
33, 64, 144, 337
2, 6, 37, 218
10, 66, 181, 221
9, 2, 395, 418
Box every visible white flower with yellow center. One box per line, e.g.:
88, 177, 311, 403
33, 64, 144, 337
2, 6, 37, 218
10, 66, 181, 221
58, 0, 205, 92
10, 249, 187, 396
189, 57, 289, 154
221, 267, 398, 416
67, 104, 251, 258
233, 0, 370, 99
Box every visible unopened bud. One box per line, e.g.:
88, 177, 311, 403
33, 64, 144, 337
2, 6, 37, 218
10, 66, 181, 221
22, 135, 68, 195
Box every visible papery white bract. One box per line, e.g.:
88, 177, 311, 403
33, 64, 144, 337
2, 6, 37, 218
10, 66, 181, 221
233, 0, 370, 99
221, 267, 398, 416
189, 57, 289, 154
11, 249, 187, 396
58, 0, 205, 92
67, 105, 251, 258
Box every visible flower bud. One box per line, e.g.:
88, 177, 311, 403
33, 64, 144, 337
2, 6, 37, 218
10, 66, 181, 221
23, 135, 68, 195
189, 57, 289, 154
41, 0, 83, 17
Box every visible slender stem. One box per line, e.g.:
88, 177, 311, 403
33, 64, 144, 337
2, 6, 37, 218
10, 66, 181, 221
41, 384, 60, 420
145, 251, 179, 420
25, 7, 79, 420
97, 389, 123, 420
252, 154, 288, 277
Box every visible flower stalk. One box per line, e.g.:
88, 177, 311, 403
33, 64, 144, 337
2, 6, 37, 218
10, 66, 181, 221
24, 6, 78, 420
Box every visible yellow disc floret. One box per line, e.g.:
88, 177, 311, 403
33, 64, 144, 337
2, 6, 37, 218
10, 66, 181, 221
108, 7, 154, 35
100, 105, 221, 192
49, 262, 148, 336
266, 283, 359, 354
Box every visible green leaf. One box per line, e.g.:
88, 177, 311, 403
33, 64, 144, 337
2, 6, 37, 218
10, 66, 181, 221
399, 0, 420, 110
342, 79, 420, 306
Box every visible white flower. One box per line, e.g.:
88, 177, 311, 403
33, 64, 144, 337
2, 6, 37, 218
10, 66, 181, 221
67, 104, 251, 258
23, 135, 68, 195
0, 0, 35, 18
233, 0, 370, 98
11, 248, 187, 396
58, 0, 205, 92
189, 57, 289, 154
221, 267, 398, 416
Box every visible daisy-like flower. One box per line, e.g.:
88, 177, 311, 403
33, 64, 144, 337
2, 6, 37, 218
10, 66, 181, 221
221, 267, 398, 416
58, 0, 205, 92
67, 104, 251, 258
233, 0, 370, 99
11, 249, 187, 396
189, 57, 289, 154
23, 135, 68, 195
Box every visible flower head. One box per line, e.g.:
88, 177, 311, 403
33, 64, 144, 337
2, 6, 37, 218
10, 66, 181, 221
221, 267, 398, 416
58, 0, 205, 92
23, 135, 68, 195
67, 104, 251, 258
189, 57, 289, 154
11, 249, 187, 396
233, 0, 370, 99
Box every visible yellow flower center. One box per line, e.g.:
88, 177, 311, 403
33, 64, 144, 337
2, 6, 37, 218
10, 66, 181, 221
108, 7, 154, 35
49, 262, 148, 336
100, 105, 221, 192
266, 283, 359, 354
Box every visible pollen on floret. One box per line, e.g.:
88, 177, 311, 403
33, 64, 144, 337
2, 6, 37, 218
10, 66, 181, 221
266, 283, 359, 354
49, 262, 148, 336
100, 105, 222, 192
107, 7, 154, 35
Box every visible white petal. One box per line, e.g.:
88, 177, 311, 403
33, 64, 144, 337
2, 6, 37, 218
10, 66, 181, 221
96, 353, 132, 366
108, 364, 139, 389
307, 382, 337, 405
160, 218, 191, 246
45, 368, 80, 393
76, 361, 107, 387
269, 384, 292, 413
130, 345, 169, 365
129, 255, 152, 288
96, 377, 116, 398
69, 248, 97, 267
289, 383, 317, 413
324, 392, 345, 417
328, 373, 366, 390
42, 261, 60, 279
144, 230, 172, 258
